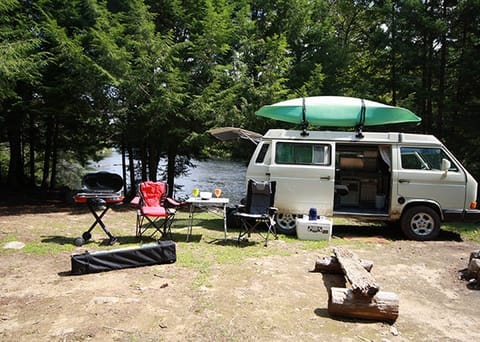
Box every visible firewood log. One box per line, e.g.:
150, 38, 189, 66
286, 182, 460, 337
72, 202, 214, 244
469, 250, 480, 262
328, 287, 399, 322
312, 256, 373, 274
333, 246, 380, 296
467, 258, 480, 280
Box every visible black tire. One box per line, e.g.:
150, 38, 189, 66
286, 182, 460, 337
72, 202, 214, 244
275, 213, 298, 235
82, 231, 92, 241
73, 237, 85, 246
400, 206, 441, 241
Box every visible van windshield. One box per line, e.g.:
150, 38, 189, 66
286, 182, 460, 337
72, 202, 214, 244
275, 142, 331, 165
400, 147, 458, 171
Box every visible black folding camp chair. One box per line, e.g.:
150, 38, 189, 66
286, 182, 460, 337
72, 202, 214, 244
235, 180, 277, 246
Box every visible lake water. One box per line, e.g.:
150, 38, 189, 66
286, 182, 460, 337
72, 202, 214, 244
89, 151, 248, 204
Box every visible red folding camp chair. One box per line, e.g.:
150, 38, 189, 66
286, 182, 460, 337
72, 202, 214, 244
134, 181, 183, 240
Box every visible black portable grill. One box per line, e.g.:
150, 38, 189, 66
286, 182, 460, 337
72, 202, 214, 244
73, 172, 124, 246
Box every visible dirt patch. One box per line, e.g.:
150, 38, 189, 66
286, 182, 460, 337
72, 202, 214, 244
0, 204, 479, 341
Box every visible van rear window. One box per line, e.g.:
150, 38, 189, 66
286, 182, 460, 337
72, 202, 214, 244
275, 142, 330, 165
255, 143, 269, 163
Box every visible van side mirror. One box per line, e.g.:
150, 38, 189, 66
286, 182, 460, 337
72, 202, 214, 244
441, 158, 451, 172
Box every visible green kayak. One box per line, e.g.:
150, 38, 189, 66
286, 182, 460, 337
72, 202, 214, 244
255, 96, 421, 127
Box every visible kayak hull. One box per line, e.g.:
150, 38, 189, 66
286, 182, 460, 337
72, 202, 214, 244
255, 96, 421, 127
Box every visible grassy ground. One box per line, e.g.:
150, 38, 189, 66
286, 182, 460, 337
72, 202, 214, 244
1, 203, 480, 341
1, 204, 479, 257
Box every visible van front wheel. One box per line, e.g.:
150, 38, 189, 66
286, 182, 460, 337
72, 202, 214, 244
400, 206, 440, 241
275, 213, 298, 235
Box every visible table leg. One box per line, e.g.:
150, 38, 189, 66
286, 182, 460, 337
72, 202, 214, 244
187, 203, 194, 242
223, 203, 227, 241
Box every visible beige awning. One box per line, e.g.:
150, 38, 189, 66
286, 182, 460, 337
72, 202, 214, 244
208, 127, 262, 145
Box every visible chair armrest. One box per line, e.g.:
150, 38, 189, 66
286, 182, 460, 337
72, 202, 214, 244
236, 204, 246, 213
166, 197, 186, 207
130, 196, 140, 207
268, 207, 278, 216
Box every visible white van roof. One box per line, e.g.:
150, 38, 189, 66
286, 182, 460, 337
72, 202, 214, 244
263, 129, 442, 145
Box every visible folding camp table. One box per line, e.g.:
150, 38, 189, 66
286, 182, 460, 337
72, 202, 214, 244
186, 197, 229, 242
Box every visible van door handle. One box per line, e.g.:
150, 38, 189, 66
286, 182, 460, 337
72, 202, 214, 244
320, 176, 331, 180
399, 179, 410, 184
266, 172, 271, 176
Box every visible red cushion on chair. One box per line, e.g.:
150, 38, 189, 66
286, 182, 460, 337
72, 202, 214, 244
141, 181, 168, 207
141, 206, 167, 217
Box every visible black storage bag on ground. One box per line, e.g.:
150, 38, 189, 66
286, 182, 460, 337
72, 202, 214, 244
71, 240, 176, 275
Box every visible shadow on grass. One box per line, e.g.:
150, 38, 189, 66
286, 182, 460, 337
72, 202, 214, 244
41, 235, 77, 246
205, 236, 268, 248
42, 234, 145, 247
332, 223, 462, 242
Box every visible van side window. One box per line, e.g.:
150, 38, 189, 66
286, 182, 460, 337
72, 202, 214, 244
400, 147, 458, 171
275, 142, 330, 165
255, 143, 269, 163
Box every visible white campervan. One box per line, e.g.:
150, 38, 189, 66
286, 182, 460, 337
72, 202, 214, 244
245, 129, 479, 240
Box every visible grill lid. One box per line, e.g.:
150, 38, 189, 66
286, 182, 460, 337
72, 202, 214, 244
81, 172, 123, 193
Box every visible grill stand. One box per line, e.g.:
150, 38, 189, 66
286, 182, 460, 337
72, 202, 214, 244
74, 198, 121, 246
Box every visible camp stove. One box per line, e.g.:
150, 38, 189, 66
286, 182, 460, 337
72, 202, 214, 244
73, 172, 124, 246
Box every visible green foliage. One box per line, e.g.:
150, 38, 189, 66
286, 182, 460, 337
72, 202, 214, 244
0, 0, 46, 100
443, 222, 480, 244
0, 143, 8, 181
1, 0, 480, 191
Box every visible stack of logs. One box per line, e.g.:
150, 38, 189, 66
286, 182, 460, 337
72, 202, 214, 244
312, 246, 399, 322
464, 250, 480, 288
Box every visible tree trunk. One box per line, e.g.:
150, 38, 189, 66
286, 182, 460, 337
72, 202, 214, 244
140, 141, 148, 181
127, 143, 136, 193
147, 144, 160, 182
7, 115, 24, 187
166, 145, 177, 198
41, 114, 54, 189
390, 1, 397, 106
49, 120, 59, 189
436, 2, 447, 138
328, 287, 399, 322
28, 111, 36, 187
5, 95, 25, 188
423, 1, 434, 134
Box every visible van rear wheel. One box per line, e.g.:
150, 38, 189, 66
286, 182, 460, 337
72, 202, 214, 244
275, 213, 298, 235
400, 206, 440, 241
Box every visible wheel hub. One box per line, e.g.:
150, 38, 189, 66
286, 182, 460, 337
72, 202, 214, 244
275, 213, 298, 234
411, 213, 433, 235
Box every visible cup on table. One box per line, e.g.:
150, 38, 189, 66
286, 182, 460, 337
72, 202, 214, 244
214, 188, 222, 198
192, 188, 200, 198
